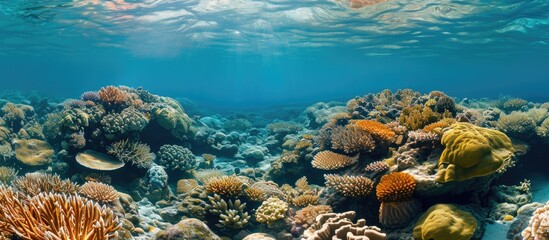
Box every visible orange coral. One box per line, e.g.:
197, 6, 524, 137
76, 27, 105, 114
330, 125, 375, 153
98, 86, 128, 107
423, 118, 456, 133
312, 150, 358, 170
324, 174, 374, 197
354, 120, 396, 141
245, 187, 266, 202
376, 172, 416, 202
79, 182, 119, 204
204, 175, 243, 197
292, 195, 319, 207
294, 205, 333, 227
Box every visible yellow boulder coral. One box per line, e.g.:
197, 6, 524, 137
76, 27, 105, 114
14, 139, 54, 166
255, 197, 288, 227
436, 122, 514, 183
413, 204, 477, 240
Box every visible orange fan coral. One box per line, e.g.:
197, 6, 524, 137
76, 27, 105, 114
0, 186, 120, 240
376, 172, 416, 202
354, 120, 396, 141
324, 174, 374, 197
204, 175, 244, 197
98, 86, 128, 108
312, 150, 358, 170
79, 181, 119, 204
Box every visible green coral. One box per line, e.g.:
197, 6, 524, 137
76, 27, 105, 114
413, 204, 477, 240
157, 144, 196, 171
436, 122, 515, 183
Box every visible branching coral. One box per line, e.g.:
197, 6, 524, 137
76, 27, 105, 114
502, 98, 528, 111
98, 86, 129, 109
330, 125, 375, 154
354, 120, 396, 141
245, 187, 267, 202
364, 161, 389, 176
292, 194, 319, 207
156, 144, 196, 171
423, 118, 456, 134
376, 172, 416, 202
13, 173, 79, 196
79, 181, 119, 204
399, 105, 446, 130
324, 174, 374, 197
107, 139, 154, 168
0, 187, 120, 240
206, 194, 250, 229
497, 111, 537, 138
255, 197, 288, 227
204, 175, 244, 197
312, 150, 358, 170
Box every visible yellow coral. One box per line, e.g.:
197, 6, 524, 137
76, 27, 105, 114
176, 179, 199, 194
13, 139, 54, 166
399, 106, 443, 130
255, 197, 288, 226
413, 204, 477, 240
423, 118, 456, 134
204, 175, 243, 196
292, 195, 319, 207
79, 181, 119, 203
436, 123, 515, 183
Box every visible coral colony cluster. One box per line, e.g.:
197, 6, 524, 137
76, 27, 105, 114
0, 86, 548, 240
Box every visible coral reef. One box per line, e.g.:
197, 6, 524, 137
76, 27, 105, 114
303, 211, 386, 240
413, 204, 477, 240
325, 174, 374, 197
312, 150, 358, 170
80, 181, 119, 204
156, 144, 196, 172
255, 197, 288, 227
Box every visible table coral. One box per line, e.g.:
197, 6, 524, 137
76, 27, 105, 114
312, 150, 358, 170
354, 120, 396, 141
436, 122, 515, 183
413, 204, 477, 240
13, 139, 54, 166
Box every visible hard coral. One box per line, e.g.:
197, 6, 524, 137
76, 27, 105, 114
157, 144, 196, 171
399, 105, 444, 130
255, 197, 288, 227
0, 187, 120, 240
413, 204, 477, 240
13, 173, 79, 196
204, 175, 244, 197
207, 194, 250, 229
376, 172, 416, 202
436, 122, 515, 183
107, 139, 154, 169
312, 150, 358, 170
79, 181, 119, 204
98, 86, 129, 109
522, 201, 549, 240
324, 174, 374, 197
354, 120, 396, 141
331, 125, 375, 154
303, 211, 386, 240
13, 139, 54, 166
294, 205, 333, 227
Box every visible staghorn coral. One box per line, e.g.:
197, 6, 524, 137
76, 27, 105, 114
354, 120, 396, 141
206, 194, 250, 229
331, 125, 375, 154
81, 91, 100, 102
248, 181, 287, 200
79, 181, 119, 204
255, 197, 288, 227
0, 167, 17, 184
364, 161, 389, 176
296, 176, 311, 192
0, 187, 120, 240
13, 172, 79, 196
204, 175, 244, 197
522, 201, 549, 240
413, 204, 477, 240
303, 211, 386, 240
376, 172, 416, 202
312, 150, 358, 170
324, 174, 374, 197
292, 194, 319, 207
156, 144, 196, 172
407, 130, 439, 143
107, 139, 155, 168
245, 187, 267, 202
437, 122, 515, 183
294, 205, 333, 227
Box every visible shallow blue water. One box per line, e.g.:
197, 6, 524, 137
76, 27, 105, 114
0, 0, 548, 107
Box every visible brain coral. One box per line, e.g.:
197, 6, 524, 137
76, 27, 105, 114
413, 204, 477, 240
376, 172, 416, 202
151, 98, 195, 140
436, 122, 515, 183
157, 144, 197, 171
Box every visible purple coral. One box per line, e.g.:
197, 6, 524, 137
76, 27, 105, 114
80, 91, 100, 102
